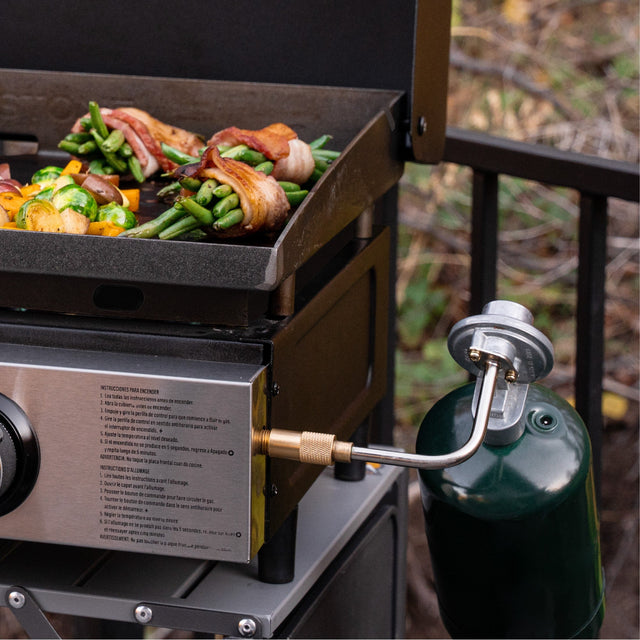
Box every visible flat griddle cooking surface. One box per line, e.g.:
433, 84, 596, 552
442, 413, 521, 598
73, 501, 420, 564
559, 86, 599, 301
0, 70, 404, 322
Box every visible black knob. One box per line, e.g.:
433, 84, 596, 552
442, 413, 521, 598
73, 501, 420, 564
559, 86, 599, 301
0, 394, 39, 516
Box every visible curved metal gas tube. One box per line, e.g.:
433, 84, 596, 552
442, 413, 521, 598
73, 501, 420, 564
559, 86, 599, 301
258, 359, 499, 472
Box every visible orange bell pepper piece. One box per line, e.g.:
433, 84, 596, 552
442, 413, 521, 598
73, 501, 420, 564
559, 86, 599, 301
0, 193, 26, 219
21, 183, 42, 197
61, 159, 84, 176
120, 189, 140, 212
87, 221, 124, 236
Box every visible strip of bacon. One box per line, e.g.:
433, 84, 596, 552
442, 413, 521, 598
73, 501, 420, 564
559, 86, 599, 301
109, 109, 173, 173
175, 146, 290, 237
271, 138, 315, 184
100, 112, 159, 176
70, 107, 202, 176
117, 107, 202, 162
208, 122, 315, 184
207, 123, 295, 161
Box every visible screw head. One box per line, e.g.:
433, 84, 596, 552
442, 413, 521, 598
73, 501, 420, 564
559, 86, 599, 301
468, 348, 482, 362
505, 369, 518, 383
238, 617, 257, 637
8, 591, 25, 609
134, 605, 153, 624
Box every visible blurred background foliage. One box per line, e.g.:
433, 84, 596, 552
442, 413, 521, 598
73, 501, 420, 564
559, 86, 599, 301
401, 2, 638, 637
395, 0, 638, 441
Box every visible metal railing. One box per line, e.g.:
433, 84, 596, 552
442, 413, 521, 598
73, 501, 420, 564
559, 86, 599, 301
442, 126, 640, 499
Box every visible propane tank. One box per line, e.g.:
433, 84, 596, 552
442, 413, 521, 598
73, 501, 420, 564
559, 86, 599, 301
417, 300, 605, 639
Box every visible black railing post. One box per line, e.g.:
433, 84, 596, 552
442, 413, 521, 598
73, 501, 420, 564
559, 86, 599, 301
470, 170, 498, 315
575, 193, 608, 504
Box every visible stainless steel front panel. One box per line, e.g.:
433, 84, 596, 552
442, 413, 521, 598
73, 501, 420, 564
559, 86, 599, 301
0, 344, 267, 562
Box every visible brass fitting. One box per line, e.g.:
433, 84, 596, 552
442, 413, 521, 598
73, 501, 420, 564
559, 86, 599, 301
254, 429, 353, 466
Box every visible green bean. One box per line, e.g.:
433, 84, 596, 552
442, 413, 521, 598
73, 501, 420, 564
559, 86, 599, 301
118, 142, 133, 158
79, 117, 93, 131
220, 144, 267, 165
213, 208, 244, 230
312, 149, 341, 161
212, 193, 240, 218
212, 184, 233, 199
179, 176, 203, 192
178, 197, 214, 226
128, 156, 145, 183
77, 140, 97, 155
90, 129, 128, 173
219, 144, 247, 156
277, 181, 302, 192
309, 134, 333, 150
194, 179, 219, 206
159, 215, 201, 240
57, 140, 80, 154
101, 128, 125, 153
313, 157, 329, 173
255, 161, 274, 175
161, 142, 199, 165
103, 148, 127, 173
156, 181, 182, 199
285, 190, 309, 206
89, 159, 107, 174
179, 228, 209, 241
120, 205, 185, 238
88, 101, 110, 139
64, 132, 93, 144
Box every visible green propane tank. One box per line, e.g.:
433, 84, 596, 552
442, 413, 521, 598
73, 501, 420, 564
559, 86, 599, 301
417, 301, 605, 638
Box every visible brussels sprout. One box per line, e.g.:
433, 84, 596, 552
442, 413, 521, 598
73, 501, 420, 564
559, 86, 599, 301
33, 185, 55, 201
51, 174, 75, 191
97, 201, 137, 229
51, 183, 98, 221
31, 166, 63, 184
15, 199, 61, 231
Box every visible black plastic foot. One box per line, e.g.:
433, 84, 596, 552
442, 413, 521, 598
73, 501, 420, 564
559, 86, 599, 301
258, 506, 299, 584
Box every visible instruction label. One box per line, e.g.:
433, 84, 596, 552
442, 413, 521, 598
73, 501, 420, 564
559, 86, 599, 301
95, 382, 250, 558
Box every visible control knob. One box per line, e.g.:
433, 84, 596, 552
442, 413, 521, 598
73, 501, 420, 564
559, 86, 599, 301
0, 394, 39, 515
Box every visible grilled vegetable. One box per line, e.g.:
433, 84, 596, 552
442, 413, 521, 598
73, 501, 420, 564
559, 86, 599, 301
32, 185, 55, 201
51, 184, 98, 222
0, 205, 9, 226
0, 192, 26, 217
14, 199, 89, 234
31, 166, 63, 184
213, 208, 244, 231
16, 200, 62, 231
97, 202, 137, 229
0, 160, 139, 236
161, 143, 200, 166
119, 204, 185, 238
78, 174, 124, 205
60, 208, 91, 234
101, 128, 126, 153
0, 180, 22, 195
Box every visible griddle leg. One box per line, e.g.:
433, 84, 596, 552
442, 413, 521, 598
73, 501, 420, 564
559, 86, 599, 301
334, 421, 368, 482
258, 505, 298, 584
